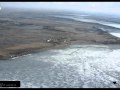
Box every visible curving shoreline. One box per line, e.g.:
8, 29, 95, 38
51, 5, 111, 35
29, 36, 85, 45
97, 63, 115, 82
0, 10, 120, 60
1, 31, 120, 60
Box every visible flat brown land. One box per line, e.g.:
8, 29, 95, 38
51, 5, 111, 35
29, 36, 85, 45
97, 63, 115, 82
0, 9, 120, 59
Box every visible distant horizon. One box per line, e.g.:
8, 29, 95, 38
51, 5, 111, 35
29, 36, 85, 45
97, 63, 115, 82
0, 2, 120, 16
1, 7, 120, 18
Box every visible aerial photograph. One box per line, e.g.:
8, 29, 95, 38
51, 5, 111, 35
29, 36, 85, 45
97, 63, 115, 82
0, 2, 120, 88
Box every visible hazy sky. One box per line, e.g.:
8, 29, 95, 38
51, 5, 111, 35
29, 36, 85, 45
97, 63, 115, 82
0, 2, 120, 15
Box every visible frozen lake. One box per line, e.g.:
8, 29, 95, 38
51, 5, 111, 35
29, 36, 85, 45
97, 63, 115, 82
0, 44, 120, 88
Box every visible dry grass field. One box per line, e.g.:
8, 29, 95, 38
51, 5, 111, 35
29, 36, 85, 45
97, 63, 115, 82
0, 9, 120, 59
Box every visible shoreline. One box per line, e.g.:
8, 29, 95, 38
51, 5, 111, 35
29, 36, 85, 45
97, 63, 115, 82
1, 25, 120, 60
1, 10, 120, 60
1, 41, 120, 60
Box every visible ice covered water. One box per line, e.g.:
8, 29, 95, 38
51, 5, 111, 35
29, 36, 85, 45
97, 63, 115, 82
0, 44, 120, 88
110, 33, 120, 38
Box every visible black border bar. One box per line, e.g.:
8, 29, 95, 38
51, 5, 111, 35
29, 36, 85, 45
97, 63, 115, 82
0, 81, 20, 87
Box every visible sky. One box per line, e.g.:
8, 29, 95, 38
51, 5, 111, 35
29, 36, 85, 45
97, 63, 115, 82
0, 2, 120, 15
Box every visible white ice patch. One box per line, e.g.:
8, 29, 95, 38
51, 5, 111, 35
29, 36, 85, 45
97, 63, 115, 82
41, 45, 120, 87
0, 45, 120, 88
110, 33, 120, 38
104, 23, 120, 29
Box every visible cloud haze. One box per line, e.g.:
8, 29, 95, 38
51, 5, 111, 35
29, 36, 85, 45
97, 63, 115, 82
0, 2, 120, 15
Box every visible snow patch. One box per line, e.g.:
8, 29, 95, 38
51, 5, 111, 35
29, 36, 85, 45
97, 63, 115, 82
110, 33, 120, 38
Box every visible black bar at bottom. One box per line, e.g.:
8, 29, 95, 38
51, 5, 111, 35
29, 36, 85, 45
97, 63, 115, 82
0, 81, 20, 87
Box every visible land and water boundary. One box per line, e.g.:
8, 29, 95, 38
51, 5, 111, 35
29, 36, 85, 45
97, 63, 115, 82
0, 9, 120, 60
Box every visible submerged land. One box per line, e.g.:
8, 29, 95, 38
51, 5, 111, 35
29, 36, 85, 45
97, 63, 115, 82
0, 9, 120, 59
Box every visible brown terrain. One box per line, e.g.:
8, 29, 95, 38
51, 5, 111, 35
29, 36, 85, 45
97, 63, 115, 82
0, 9, 120, 59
